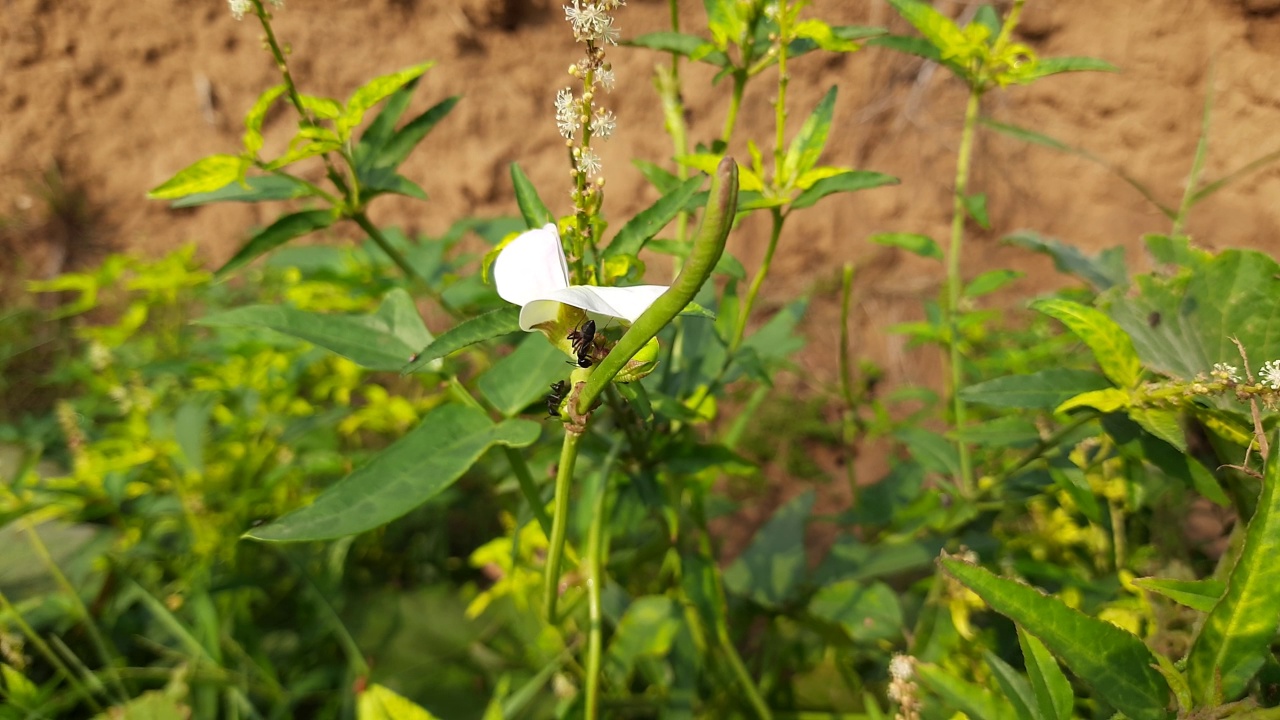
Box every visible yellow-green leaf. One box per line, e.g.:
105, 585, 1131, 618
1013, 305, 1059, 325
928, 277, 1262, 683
147, 154, 246, 200
358, 684, 441, 720
243, 84, 286, 156
1030, 298, 1142, 388
1055, 387, 1130, 414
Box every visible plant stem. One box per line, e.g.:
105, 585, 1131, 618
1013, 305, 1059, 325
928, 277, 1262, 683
544, 428, 583, 622
584, 465, 610, 719
838, 263, 860, 503
722, 74, 747, 145
730, 208, 785, 353
947, 88, 982, 496
717, 623, 772, 719
23, 520, 131, 703
0, 590, 104, 713
772, 0, 791, 182
350, 212, 459, 317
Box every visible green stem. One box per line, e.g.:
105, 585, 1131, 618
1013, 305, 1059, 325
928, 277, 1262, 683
947, 88, 982, 496
838, 263, 859, 503
721, 74, 747, 145
730, 208, 785, 353
717, 620, 772, 719
350, 212, 459, 317
577, 158, 739, 415
0, 590, 104, 713
23, 520, 131, 703
544, 429, 583, 622
772, 0, 791, 182
584, 466, 610, 719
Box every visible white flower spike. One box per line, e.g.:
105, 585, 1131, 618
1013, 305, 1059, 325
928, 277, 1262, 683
494, 224, 667, 332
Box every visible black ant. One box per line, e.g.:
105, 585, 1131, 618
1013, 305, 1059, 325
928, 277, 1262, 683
566, 319, 597, 368
546, 380, 568, 417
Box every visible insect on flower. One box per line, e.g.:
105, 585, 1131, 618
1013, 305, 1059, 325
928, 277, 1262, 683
567, 318, 597, 368
546, 380, 569, 417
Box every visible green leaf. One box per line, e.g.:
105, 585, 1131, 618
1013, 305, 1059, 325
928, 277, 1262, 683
964, 269, 1021, 298
783, 86, 837, 184
1132, 577, 1225, 613
374, 95, 460, 170
808, 580, 903, 642
884, 0, 967, 57
1018, 629, 1074, 720
632, 160, 681, 193
247, 404, 539, 542
985, 651, 1037, 720
1030, 298, 1142, 388
894, 426, 960, 478
790, 170, 898, 210
169, 174, 316, 208
358, 77, 417, 153
299, 94, 342, 120
1186, 440, 1280, 703
964, 192, 990, 229
1055, 387, 1130, 414
215, 209, 336, 278
243, 84, 286, 156
402, 307, 521, 375
939, 555, 1170, 720
477, 335, 569, 417
358, 683, 442, 720
338, 62, 433, 139
606, 596, 682, 685
1109, 250, 1280, 400
723, 490, 814, 608
626, 32, 729, 66
147, 154, 246, 199
915, 663, 1012, 720
871, 232, 943, 261
615, 381, 653, 421
703, 0, 744, 49
605, 175, 705, 258
510, 163, 552, 229
1023, 56, 1119, 82
1005, 231, 1128, 292
197, 289, 431, 372
792, 19, 861, 53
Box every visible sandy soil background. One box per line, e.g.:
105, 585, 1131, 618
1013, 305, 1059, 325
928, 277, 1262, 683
5, 0, 1280, 536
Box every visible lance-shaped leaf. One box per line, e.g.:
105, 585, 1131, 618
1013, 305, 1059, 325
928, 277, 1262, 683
217, 209, 337, 278
790, 170, 898, 210
337, 62, 433, 140
148, 154, 247, 200
1186, 440, 1280, 703
170, 175, 315, 208
510, 162, 553, 229
1132, 577, 1224, 614
197, 289, 432, 372
605, 175, 705, 258
939, 554, 1170, 720
1022, 56, 1119, 82
246, 404, 540, 542
783, 86, 837, 185
1018, 629, 1074, 720
477, 335, 569, 417
1030, 298, 1142, 389
625, 32, 728, 66
401, 307, 521, 375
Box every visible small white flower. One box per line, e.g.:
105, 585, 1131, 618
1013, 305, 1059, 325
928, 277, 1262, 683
555, 88, 580, 139
595, 67, 616, 92
889, 654, 914, 681
1212, 362, 1240, 383
1262, 359, 1280, 390
228, 0, 252, 19
269, 0, 284, 7
564, 1, 609, 42
493, 224, 668, 331
578, 148, 603, 177
590, 109, 616, 139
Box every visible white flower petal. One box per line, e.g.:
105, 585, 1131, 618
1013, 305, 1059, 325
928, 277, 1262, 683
493, 224, 570, 307
518, 284, 668, 331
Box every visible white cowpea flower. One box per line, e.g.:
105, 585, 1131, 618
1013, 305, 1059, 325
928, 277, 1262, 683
493, 224, 667, 332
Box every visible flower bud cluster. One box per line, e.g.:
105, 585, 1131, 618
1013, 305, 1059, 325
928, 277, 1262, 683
555, 1, 623, 191
228, 0, 284, 21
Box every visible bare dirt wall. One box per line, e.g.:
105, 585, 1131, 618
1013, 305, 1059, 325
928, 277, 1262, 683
5, 0, 1280, 531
